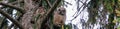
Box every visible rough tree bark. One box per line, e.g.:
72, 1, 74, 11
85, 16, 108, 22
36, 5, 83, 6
21, 0, 37, 29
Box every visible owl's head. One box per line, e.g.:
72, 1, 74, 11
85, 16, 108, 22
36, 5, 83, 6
56, 6, 66, 16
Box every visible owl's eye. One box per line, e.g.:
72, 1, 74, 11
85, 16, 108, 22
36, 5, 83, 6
58, 9, 61, 11
59, 10, 65, 15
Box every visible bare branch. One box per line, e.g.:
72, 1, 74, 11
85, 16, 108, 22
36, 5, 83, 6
45, 0, 52, 7
8, 0, 24, 5
8, 13, 23, 29
45, 0, 61, 16
0, 2, 25, 14
39, 0, 62, 29
0, 17, 6, 29
0, 9, 23, 29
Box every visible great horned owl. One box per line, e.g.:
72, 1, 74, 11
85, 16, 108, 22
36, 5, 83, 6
53, 6, 66, 27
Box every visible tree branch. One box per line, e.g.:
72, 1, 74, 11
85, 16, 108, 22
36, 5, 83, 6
0, 9, 23, 29
0, 17, 6, 29
8, 0, 24, 5
0, 2, 25, 14
45, 0, 52, 7
39, 0, 61, 28
45, 0, 61, 19
8, 14, 23, 29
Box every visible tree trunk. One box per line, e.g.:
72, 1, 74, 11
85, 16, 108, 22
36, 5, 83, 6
21, 0, 36, 29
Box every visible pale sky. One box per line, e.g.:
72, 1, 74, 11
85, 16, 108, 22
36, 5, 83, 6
64, 0, 100, 29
